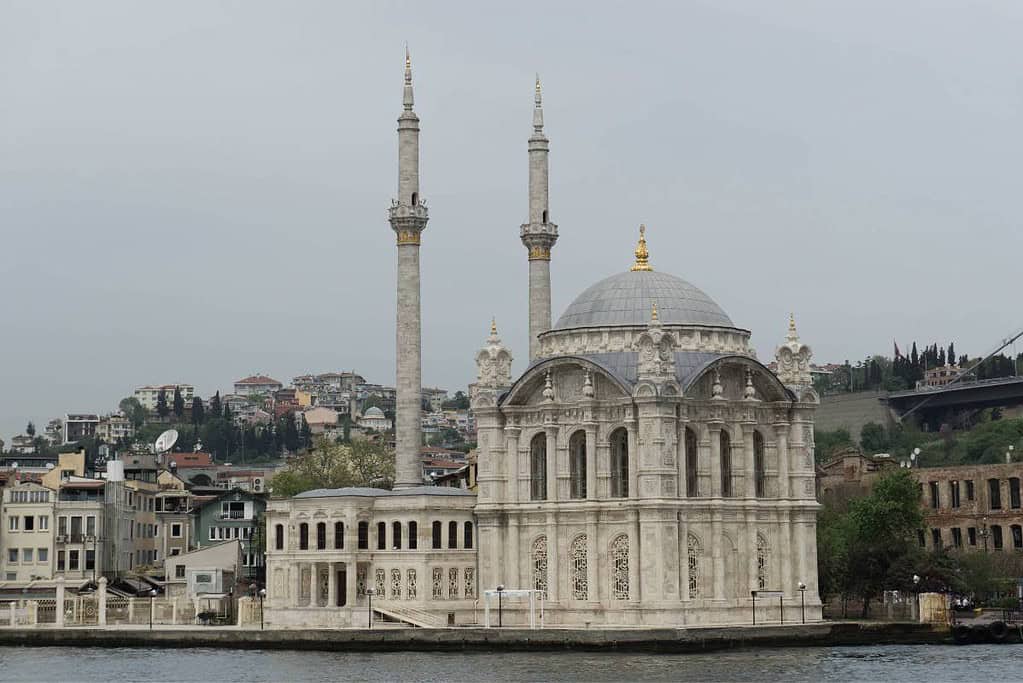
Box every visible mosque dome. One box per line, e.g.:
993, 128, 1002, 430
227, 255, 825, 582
364, 406, 385, 417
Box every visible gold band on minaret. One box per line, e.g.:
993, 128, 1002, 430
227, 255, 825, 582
631, 224, 652, 271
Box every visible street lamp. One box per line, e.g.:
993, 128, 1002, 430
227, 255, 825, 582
496, 584, 505, 628
259, 588, 266, 630
797, 582, 807, 624
366, 588, 375, 629
148, 588, 158, 630
913, 574, 921, 621
909, 448, 921, 468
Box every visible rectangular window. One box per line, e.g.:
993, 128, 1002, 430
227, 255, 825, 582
22, 548, 33, 563
23, 516, 34, 531
85, 550, 95, 570
377, 522, 387, 550
171, 523, 182, 538
931, 528, 942, 548
951, 528, 963, 548
357, 521, 368, 550
408, 521, 418, 550
70, 517, 82, 540
38, 548, 48, 563
1011, 478, 1021, 509
39, 516, 48, 531
432, 522, 443, 549
993, 525, 1004, 550
334, 522, 344, 550
8, 517, 18, 531
209, 527, 217, 541
7, 549, 17, 564
57, 551, 65, 571
69, 550, 79, 570
968, 527, 977, 546
966, 480, 975, 501
929, 482, 940, 509
949, 481, 960, 509
989, 479, 1002, 510
1014, 525, 1023, 550
87, 517, 96, 536
175, 565, 185, 578
5, 573, 15, 581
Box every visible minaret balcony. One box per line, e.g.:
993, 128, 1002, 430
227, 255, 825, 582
520, 222, 558, 240
389, 202, 429, 221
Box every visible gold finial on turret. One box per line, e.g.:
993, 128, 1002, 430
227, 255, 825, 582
491, 317, 498, 336
651, 301, 659, 322
631, 224, 652, 271
787, 312, 799, 341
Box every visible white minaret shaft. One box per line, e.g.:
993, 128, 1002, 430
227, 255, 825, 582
520, 75, 558, 360
389, 47, 428, 489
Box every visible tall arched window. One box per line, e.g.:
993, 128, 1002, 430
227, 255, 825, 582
754, 431, 766, 498
463, 521, 473, 549
408, 521, 418, 550
392, 521, 402, 550
432, 521, 442, 549
610, 428, 629, 498
448, 521, 458, 549
530, 434, 547, 501
610, 534, 630, 600
720, 430, 733, 497
685, 427, 699, 497
274, 524, 284, 551
299, 523, 309, 550
571, 535, 588, 600
570, 431, 587, 499
376, 521, 386, 550
757, 534, 768, 590
357, 521, 368, 549
334, 521, 344, 549
687, 534, 701, 599
316, 522, 326, 550
532, 536, 549, 598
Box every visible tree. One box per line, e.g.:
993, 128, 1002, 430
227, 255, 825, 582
441, 391, 470, 411
156, 389, 170, 418
268, 438, 395, 497
172, 388, 185, 418
300, 418, 313, 450
209, 391, 222, 418
860, 422, 890, 454
191, 397, 205, 425
25, 422, 35, 437
814, 428, 855, 462
119, 397, 147, 429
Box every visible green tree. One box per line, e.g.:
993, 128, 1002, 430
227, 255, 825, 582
814, 428, 856, 462
119, 397, 147, 429
156, 389, 170, 418
209, 391, 223, 418
172, 387, 185, 418
300, 417, 312, 449
191, 397, 205, 425
441, 391, 470, 410
268, 438, 395, 497
860, 422, 890, 453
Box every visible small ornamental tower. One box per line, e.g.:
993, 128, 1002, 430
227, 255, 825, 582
475, 319, 514, 393
520, 76, 559, 361
775, 313, 813, 388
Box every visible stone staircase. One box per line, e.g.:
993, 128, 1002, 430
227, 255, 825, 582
373, 601, 446, 628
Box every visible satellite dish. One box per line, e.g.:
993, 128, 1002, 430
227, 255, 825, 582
155, 429, 179, 454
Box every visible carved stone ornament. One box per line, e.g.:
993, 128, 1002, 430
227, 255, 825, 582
775, 313, 813, 387
635, 302, 677, 382
743, 368, 759, 401
475, 319, 514, 390
542, 370, 555, 402
582, 369, 595, 398
711, 368, 725, 400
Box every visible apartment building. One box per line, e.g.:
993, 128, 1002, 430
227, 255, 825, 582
63, 414, 99, 443
0, 483, 55, 582
134, 384, 195, 411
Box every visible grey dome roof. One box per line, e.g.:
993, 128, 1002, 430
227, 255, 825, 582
552, 270, 733, 330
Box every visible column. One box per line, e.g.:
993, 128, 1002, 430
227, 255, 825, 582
505, 427, 521, 503
308, 562, 317, 607
98, 576, 107, 626
629, 514, 642, 603
780, 515, 793, 596
585, 425, 598, 500
680, 516, 690, 601
546, 515, 559, 602
742, 424, 756, 498
345, 562, 358, 608
55, 577, 66, 627
545, 428, 558, 501
708, 426, 722, 497
745, 516, 758, 594
711, 514, 724, 601
626, 421, 639, 500
586, 517, 599, 603
508, 517, 521, 589
327, 562, 337, 608
774, 423, 790, 498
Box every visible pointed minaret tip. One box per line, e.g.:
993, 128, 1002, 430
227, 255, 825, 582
787, 312, 799, 341
402, 45, 414, 111
535, 74, 542, 105
630, 224, 652, 271
490, 317, 498, 336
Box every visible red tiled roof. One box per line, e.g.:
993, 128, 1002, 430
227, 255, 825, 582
167, 452, 214, 467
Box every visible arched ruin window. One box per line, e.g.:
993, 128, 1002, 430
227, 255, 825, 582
687, 534, 701, 599
720, 430, 733, 497
611, 534, 630, 600
532, 535, 549, 598
685, 427, 699, 497
610, 428, 629, 498
569, 431, 587, 499
571, 535, 588, 600
754, 430, 766, 498
530, 433, 547, 501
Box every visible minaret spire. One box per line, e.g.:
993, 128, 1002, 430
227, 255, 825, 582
389, 47, 429, 489
520, 75, 559, 360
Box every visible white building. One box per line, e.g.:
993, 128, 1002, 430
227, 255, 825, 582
357, 407, 392, 432
233, 375, 283, 396
134, 384, 195, 411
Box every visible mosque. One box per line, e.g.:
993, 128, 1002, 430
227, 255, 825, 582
262, 52, 822, 628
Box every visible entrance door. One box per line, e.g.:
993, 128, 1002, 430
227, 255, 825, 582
337, 569, 347, 606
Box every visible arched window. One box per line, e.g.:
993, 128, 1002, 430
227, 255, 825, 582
687, 534, 701, 599
448, 521, 458, 549
610, 534, 629, 600
392, 521, 402, 550
571, 535, 588, 600
754, 431, 766, 498
408, 521, 418, 550
530, 433, 547, 501
685, 427, 698, 497
274, 524, 284, 551
610, 428, 629, 498
432, 521, 442, 549
757, 534, 768, 590
542, 209, 548, 223
720, 430, 733, 497
376, 521, 386, 550
411, 192, 418, 206
357, 521, 368, 549
316, 522, 326, 550
464, 521, 474, 549
570, 431, 587, 499
334, 521, 344, 549
532, 536, 549, 597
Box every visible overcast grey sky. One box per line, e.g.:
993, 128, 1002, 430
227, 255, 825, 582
2, 0, 1021, 442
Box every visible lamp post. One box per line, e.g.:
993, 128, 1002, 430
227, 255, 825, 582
259, 588, 266, 630
798, 582, 807, 624
496, 584, 505, 628
148, 588, 158, 630
913, 574, 921, 622
366, 588, 375, 629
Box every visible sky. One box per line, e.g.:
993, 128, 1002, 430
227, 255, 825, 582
2, 0, 1022, 443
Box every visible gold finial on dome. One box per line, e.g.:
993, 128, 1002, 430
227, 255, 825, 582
651, 301, 659, 321
631, 224, 652, 271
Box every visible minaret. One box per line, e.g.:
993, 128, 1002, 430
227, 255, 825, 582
389, 47, 428, 489
520, 75, 558, 361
